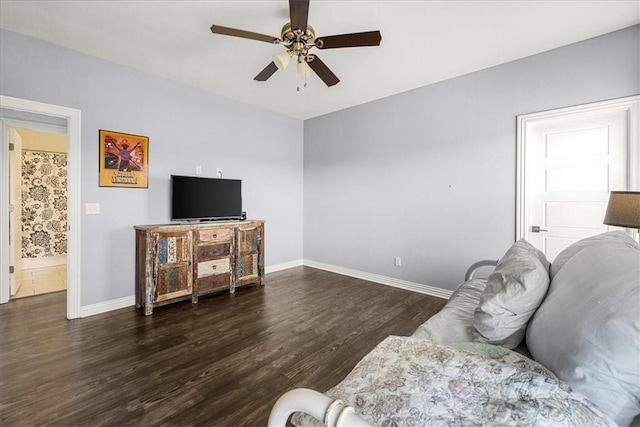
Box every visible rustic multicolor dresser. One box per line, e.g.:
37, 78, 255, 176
134, 220, 264, 315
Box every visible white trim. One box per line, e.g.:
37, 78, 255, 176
627, 98, 640, 241
73, 259, 450, 318
266, 259, 304, 274
628, 99, 640, 191
515, 112, 527, 241
80, 295, 135, 318
516, 95, 640, 241
303, 260, 452, 300
22, 255, 67, 269
0, 95, 82, 319
0, 118, 66, 135
76, 261, 307, 318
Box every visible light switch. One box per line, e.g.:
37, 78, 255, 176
85, 203, 100, 215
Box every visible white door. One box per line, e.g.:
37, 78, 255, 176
8, 128, 22, 296
518, 96, 639, 261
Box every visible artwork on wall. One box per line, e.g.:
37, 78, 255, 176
99, 129, 148, 188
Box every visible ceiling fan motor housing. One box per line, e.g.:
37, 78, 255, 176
281, 22, 316, 59
281, 22, 315, 43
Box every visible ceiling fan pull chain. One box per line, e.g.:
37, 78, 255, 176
297, 72, 308, 92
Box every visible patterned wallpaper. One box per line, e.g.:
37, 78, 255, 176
21, 151, 67, 258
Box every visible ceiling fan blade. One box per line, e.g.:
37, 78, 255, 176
289, 0, 310, 32
315, 30, 382, 49
307, 55, 340, 87
210, 24, 278, 44
254, 61, 279, 81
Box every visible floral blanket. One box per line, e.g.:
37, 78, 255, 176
292, 336, 615, 427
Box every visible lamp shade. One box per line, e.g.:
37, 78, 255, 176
297, 60, 311, 79
273, 51, 291, 70
603, 191, 640, 228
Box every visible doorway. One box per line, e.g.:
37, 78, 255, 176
0, 95, 81, 319
9, 127, 68, 299
517, 95, 639, 260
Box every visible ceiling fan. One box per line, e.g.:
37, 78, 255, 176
210, 0, 382, 88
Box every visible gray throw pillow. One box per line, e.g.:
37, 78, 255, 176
527, 231, 640, 427
473, 239, 550, 349
412, 278, 487, 343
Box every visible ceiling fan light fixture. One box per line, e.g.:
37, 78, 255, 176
297, 59, 312, 79
273, 50, 292, 70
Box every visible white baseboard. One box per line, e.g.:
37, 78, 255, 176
80, 295, 135, 318
78, 258, 450, 318
79, 260, 305, 318
303, 259, 452, 300
266, 259, 304, 274
22, 255, 66, 269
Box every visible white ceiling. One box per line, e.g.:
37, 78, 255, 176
1, 1, 638, 120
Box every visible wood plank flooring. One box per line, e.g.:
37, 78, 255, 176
0, 266, 446, 426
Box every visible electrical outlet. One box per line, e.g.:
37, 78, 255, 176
196, 165, 202, 175
395, 257, 401, 267
216, 167, 223, 178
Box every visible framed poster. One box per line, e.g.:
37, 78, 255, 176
99, 130, 148, 188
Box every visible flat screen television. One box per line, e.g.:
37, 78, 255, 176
171, 175, 242, 221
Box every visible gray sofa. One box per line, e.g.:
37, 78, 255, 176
412, 230, 640, 426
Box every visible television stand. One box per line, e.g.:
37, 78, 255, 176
134, 220, 264, 315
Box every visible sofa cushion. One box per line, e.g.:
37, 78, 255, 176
412, 278, 487, 343
473, 239, 550, 349
526, 231, 640, 427
550, 230, 640, 279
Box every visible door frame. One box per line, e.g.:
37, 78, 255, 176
516, 95, 640, 241
0, 95, 81, 319
6, 121, 67, 295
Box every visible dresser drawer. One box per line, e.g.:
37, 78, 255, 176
196, 228, 232, 244
197, 257, 230, 278
196, 243, 231, 260
196, 272, 231, 295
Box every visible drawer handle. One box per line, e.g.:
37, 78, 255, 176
212, 265, 217, 270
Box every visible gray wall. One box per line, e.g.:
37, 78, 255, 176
1, 29, 304, 306
303, 25, 640, 291
2, 25, 638, 306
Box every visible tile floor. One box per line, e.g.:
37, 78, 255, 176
13, 264, 67, 299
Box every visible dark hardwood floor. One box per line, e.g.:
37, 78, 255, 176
0, 266, 446, 426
